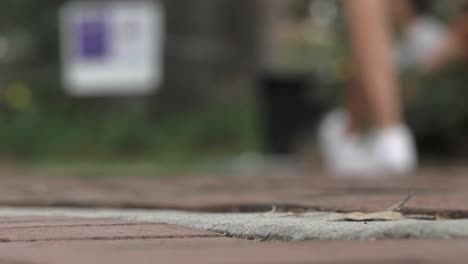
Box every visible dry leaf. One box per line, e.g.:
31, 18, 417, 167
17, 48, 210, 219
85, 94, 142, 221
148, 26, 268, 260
405, 214, 435, 220
329, 211, 404, 222
267, 205, 277, 214
435, 213, 451, 221
385, 192, 414, 212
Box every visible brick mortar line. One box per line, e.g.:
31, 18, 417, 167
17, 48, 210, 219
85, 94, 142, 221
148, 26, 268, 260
0, 220, 92, 224
2, 203, 468, 216
0, 234, 224, 244
0, 222, 172, 230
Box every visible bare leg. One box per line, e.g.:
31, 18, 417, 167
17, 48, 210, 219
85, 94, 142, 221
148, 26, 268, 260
343, 0, 401, 129
344, 78, 369, 133
319, 0, 417, 176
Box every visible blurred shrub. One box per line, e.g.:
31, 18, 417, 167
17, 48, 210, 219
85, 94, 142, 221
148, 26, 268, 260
0, 1, 261, 163
0, 104, 259, 162
403, 63, 468, 157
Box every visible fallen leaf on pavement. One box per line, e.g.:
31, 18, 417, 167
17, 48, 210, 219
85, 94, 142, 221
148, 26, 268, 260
385, 192, 414, 212
435, 212, 451, 221
328, 193, 414, 222
329, 211, 404, 222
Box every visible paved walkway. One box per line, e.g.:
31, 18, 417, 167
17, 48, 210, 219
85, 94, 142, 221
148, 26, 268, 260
1, 166, 468, 263
2, 166, 468, 214
1, 216, 468, 264
3, 208, 468, 241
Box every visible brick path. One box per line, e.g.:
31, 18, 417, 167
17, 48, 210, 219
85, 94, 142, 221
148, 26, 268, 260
1, 166, 468, 263
0, 216, 467, 264
2, 166, 468, 214
0, 216, 467, 263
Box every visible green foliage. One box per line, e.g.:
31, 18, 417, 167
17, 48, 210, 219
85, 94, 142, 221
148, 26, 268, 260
403, 64, 468, 156
0, 1, 65, 65
0, 105, 259, 162
0, 1, 260, 163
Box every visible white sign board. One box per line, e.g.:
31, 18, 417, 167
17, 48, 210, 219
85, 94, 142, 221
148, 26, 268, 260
60, 1, 164, 96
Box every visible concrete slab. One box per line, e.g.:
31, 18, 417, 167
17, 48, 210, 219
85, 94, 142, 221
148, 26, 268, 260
2, 208, 468, 241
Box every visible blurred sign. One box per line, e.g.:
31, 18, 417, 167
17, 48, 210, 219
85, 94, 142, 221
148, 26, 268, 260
60, 1, 164, 96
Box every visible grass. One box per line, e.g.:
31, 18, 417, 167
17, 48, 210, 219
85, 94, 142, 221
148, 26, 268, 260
0, 103, 260, 176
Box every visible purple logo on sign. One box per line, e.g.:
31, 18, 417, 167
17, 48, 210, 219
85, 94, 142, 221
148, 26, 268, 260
77, 17, 109, 59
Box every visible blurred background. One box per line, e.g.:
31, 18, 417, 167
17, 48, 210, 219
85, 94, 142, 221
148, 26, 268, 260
0, 0, 468, 176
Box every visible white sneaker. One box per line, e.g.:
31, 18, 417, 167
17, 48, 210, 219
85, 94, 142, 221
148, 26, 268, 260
317, 109, 351, 171
370, 125, 418, 175
318, 110, 418, 177
318, 109, 377, 176
332, 134, 383, 177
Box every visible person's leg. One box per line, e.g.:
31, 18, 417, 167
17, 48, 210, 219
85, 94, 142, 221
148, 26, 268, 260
319, 0, 417, 176
343, 0, 401, 129
344, 78, 370, 134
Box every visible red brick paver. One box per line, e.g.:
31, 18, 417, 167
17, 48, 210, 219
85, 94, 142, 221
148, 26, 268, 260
0, 230, 467, 263
0, 217, 220, 243
1, 166, 468, 214
1, 166, 468, 263
0, 217, 467, 263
